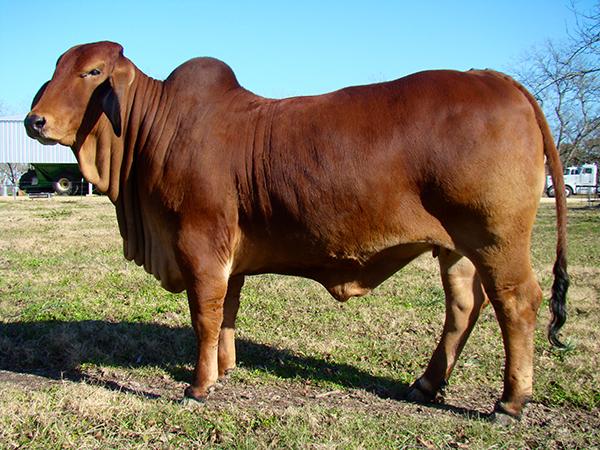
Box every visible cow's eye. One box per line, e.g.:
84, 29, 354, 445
81, 68, 102, 78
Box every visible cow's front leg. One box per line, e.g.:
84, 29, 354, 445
184, 271, 228, 402
218, 275, 244, 378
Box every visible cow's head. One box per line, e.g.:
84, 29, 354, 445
25, 41, 134, 148
25, 42, 136, 197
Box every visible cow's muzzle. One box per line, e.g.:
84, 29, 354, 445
24, 114, 57, 145
24, 114, 46, 136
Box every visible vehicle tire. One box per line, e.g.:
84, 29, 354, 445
546, 186, 573, 198
52, 175, 78, 196
565, 186, 573, 198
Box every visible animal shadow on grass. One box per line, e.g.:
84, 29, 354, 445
0, 320, 482, 417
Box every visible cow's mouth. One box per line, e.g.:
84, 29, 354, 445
35, 135, 59, 146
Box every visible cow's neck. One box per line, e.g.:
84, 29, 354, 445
113, 69, 170, 266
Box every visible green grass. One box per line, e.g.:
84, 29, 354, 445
1, 196, 599, 448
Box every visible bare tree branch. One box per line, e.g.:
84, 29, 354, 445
0, 163, 28, 186
512, 2, 600, 166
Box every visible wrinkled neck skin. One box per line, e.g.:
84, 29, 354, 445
74, 66, 166, 202
73, 65, 179, 273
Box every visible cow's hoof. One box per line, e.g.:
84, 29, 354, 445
405, 379, 435, 404
405, 378, 447, 404
182, 385, 208, 405
489, 401, 521, 425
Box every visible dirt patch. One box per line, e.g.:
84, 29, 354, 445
0, 369, 63, 390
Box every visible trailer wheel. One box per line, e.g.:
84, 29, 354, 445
53, 175, 78, 196
547, 186, 573, 198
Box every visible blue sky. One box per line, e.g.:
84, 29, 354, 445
0, 0, 595, 114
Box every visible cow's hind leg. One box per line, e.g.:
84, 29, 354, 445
406, 249, 488, 403
218, 275, 244, 378
477, 262, 543, 418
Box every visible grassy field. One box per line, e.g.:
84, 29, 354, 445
0, 196, 599, 448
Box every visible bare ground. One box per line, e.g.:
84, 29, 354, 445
1, 362, 598, 435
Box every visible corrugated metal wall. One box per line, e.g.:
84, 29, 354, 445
0, 116, 77, 163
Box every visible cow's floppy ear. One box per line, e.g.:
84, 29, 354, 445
101, 49, 134, 138
101, 84, 122, 137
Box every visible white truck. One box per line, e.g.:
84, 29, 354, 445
546, 163, 598, 197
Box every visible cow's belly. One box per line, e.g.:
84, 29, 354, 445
234, 239, 434, 301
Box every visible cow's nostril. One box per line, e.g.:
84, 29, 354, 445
25, 114, 46, 134
33, 116, 46, 132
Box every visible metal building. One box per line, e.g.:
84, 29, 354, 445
0, 115, 76, 163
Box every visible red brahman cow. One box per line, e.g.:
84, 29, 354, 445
25, 41, 569, 420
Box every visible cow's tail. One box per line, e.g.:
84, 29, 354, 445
507, 74, 569, 348
544, 125, 570, 349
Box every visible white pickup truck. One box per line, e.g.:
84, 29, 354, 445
546, 163, 598, 197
